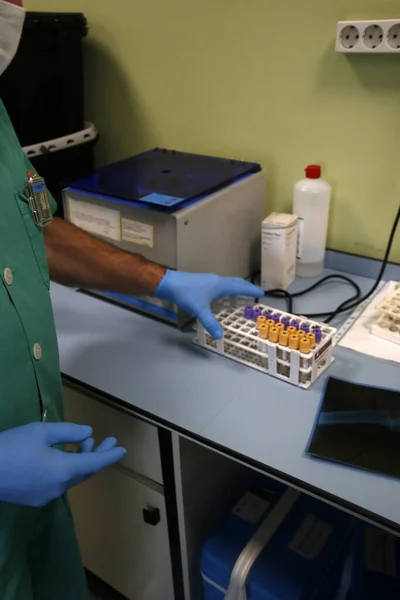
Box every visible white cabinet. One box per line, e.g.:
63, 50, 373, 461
63, 384, 174, 600
64, 386, 163, 485
68, 465, 174, 600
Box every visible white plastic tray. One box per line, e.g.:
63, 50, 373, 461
376, 285, 400, 321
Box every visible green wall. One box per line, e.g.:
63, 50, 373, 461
25, 0, 400, 261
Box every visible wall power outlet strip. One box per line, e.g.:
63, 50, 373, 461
336, 19, 400, 53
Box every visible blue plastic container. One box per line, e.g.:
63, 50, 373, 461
201, 481, 354, 600
348, 522, 400, 600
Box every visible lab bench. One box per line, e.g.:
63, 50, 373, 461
51, 250, 400, 600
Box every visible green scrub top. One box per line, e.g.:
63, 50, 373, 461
0, 100, 87, 599
0, 99, 63, 430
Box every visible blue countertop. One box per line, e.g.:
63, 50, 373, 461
51, 260, 400, 528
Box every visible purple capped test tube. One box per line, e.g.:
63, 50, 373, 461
271, 313, 280, 323
313, 327, 322, 344
290, 318, 299, 329
263, 310, 273, 320
302, 323, 310, 334
281, 316, 291, 328
253, 307, 263, 321
244, 306, 253, 320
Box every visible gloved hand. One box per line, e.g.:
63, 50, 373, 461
77, 436, 119, 454
154, 270, 264, 339
72, 435, 123, 487
0, 422, 127, 507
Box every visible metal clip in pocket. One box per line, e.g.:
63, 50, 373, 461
24, 171, 53, 228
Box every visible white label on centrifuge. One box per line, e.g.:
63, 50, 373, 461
121, 218, 154, 248
231, 492, 270, 525
68, 198, 121, 242
288, 514, 333, 560
296, 217, 304, 260
364, 526, 397, 577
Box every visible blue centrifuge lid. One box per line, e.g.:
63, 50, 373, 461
71, 148, 261, 212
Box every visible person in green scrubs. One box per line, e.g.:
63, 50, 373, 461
0, 1, 264, 598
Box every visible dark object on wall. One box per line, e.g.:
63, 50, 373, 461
0, 12, 88, 147
26, 127, 98, 217
30, 143, 96, 218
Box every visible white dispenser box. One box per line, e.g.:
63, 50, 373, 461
261, 213, 298, 291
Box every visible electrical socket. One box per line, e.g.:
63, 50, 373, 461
336, 19, 400, 53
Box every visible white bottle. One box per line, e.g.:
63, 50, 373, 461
292, 164, 331, 278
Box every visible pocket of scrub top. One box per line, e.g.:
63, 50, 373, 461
14, 191, 51, 289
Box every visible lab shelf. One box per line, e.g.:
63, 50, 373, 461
51, 253, 400, 531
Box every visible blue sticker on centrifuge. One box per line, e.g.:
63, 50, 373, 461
139, 193, 184, 207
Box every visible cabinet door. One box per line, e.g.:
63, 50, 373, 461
63, 385, 163, 485
68, 466, 174, 600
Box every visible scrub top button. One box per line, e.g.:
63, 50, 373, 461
4, 268, 13, 286
33, 343, 42, 360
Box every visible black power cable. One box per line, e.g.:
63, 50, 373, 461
257, 204, 400, 324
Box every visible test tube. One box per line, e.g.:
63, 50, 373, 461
289, 334, 300, 350
313, 327, 322, 344
267, 319, 275, 330
302, 323, 310, 334
290, 318, 300, 329
244, 306, 253, 320
307, 332, 316, 349
300, 338, 311, 354
279, 363, 290, 378
281, 316, 291, 329
300, 337, 311, 369
259, 324, 269, 339
279, 331, 289, 361
287, 326, 297, 336
252, 307, 263, 322
272, 313, 280, 323
276, 322, 285, 334
297, 329, 306, 339
300, 371, 311, 386
263, 310, 273, 320
256, 315, 267, 330
269, 326, 279, 343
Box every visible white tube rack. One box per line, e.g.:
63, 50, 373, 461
371, 283, 400, 347
194, 302, 337, 389
371, 313, 400, 347
376, 285, 400, 320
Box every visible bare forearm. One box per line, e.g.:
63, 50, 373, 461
44, 217, 166, 296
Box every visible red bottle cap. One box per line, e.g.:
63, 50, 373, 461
305, 165, 321, 179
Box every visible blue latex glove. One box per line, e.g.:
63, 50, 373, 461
77, 436, 119, 454
0, 422, 127, 507
154, 270, 264, 339
71, 435, 122, 487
